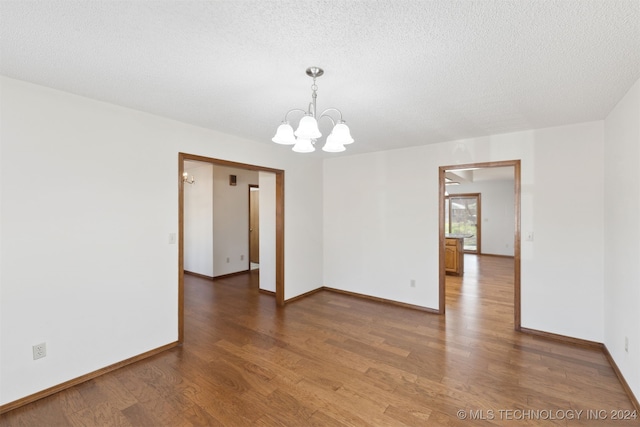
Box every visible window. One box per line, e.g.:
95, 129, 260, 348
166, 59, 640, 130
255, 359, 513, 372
444, 193, 480, 253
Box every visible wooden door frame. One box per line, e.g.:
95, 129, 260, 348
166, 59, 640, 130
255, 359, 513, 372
438, 160, 521, 330
178, 153, 285, 343
248, 184, 259, 267
444, 192, 482, 254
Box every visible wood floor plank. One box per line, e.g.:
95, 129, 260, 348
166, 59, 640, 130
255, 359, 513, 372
66, 402, 133, 427
2, 257, 637, 426
305, 409, 354, 427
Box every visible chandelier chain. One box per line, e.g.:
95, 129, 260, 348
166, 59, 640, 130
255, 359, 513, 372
310, 77, 318, 118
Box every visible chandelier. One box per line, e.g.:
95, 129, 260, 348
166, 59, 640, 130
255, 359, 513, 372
272, 67, 354, 153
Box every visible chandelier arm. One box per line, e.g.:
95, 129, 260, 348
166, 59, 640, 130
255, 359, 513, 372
318, 115, 336, 127
283, 108, 308, 122
319, 107, 345, 123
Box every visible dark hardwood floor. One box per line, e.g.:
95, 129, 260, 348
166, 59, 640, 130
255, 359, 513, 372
1, 255, 637, 426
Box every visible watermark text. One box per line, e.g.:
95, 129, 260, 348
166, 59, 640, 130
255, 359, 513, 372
456, 408, 638, 421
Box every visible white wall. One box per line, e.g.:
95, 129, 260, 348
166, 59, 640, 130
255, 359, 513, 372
604, 78, 640, 399
212, 166, 258, 276
183, 161, 213, 276
324, 120, 605, 342
0, 76, 324, 405
259, 171, 276, 293
525, 123, 605, 338
448, 179, 515, 256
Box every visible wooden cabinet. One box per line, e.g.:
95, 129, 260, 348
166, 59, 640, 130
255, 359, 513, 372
445, 237, 464, 276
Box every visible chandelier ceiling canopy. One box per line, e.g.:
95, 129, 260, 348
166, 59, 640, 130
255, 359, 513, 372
272, 67, 354, 153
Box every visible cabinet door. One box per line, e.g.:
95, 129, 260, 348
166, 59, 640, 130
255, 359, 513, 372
445, 244, 458, 273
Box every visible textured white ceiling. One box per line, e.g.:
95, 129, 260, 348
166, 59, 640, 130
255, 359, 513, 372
1, 1, 639, 156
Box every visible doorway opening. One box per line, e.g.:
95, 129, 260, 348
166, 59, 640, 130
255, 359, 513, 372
249, 185, 260, 271
438, 160, 521, 330
178, 153, 285, 343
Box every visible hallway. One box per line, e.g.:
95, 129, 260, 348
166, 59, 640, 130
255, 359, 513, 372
446, 254, 515, 332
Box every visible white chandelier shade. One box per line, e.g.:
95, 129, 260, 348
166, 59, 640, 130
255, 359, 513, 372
329, 122, 354, 145
273, 67, 353, 153
322, 132, 346, 153
294, 115, 322, 139
292, 138, 315, 153
272, 122, 296, 145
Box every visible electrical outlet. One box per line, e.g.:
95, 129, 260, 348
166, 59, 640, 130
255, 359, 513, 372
625, 336, 629, 352
241, 255, 244, 261
226, 257, 230, 263
33, 343, 46, 360
410, 279, 416, 288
